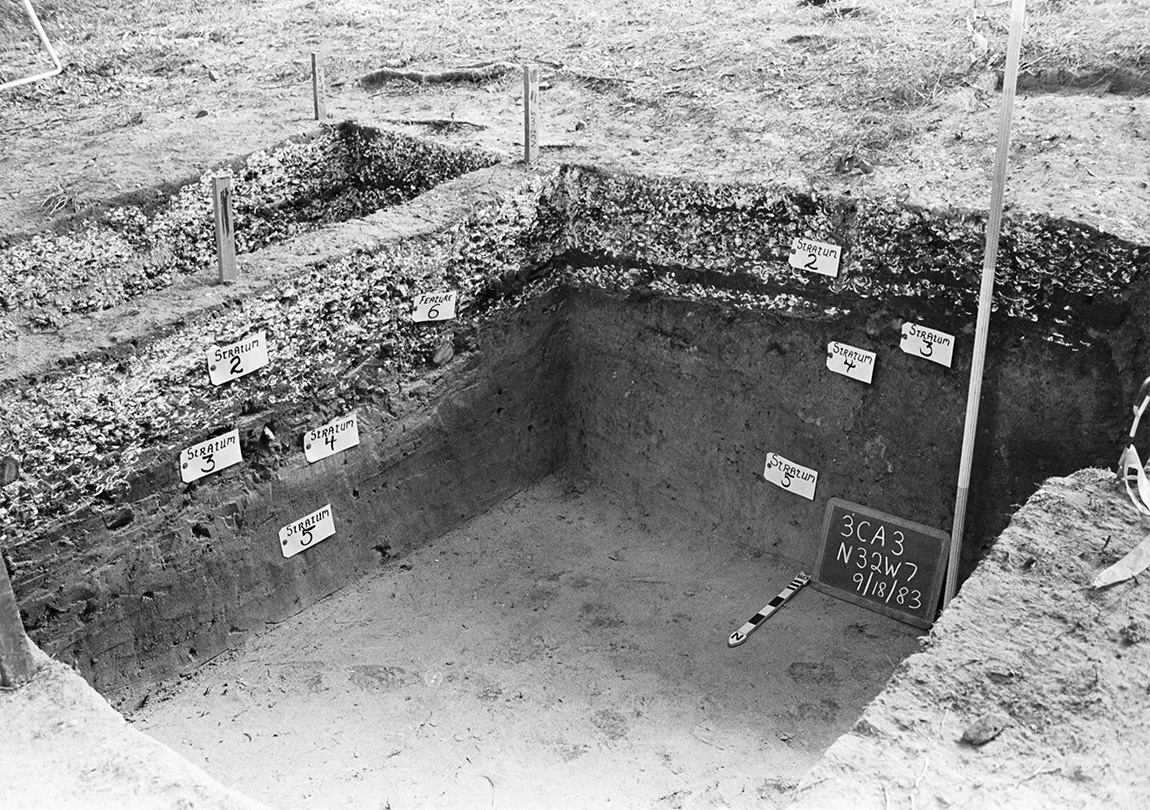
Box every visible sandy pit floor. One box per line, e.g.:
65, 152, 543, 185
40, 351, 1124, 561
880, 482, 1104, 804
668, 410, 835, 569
131, 475, 921, 810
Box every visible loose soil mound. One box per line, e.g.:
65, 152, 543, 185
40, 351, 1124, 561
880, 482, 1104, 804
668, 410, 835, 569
788, 469, 1150, 810
0, 646, 267, 810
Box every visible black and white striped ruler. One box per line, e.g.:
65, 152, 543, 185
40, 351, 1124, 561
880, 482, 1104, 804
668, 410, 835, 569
727, 572, 811, 648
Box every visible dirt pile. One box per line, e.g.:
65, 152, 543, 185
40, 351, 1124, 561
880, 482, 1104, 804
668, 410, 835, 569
787, 468, 1150, 810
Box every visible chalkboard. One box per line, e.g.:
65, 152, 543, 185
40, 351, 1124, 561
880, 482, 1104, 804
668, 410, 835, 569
811, 498, 948, 629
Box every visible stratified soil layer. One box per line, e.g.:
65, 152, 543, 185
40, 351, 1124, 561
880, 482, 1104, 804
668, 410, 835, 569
3, 142, 1145, 707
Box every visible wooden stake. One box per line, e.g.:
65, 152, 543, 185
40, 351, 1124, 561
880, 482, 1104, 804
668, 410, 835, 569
311, 52, 326, 121
0, 554, 34, 688
523, 64, 539, 164
944, 0, 1028, 609
211, 174, 238, 284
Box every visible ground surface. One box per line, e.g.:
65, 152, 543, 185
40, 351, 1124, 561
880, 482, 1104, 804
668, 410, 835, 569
0, 646, 268, 810
2, 0, 1149, 247
132, 475, 921, 810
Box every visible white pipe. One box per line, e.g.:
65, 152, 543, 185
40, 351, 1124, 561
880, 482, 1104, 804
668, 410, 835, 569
943, 0, 1028, 608
0, 0, 64, 93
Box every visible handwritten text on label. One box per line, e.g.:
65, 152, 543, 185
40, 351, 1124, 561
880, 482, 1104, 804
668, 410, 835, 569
180, 429, 242, 483
412, 291, 457, 323
523, 65, 540, 163
207, 332, 269, 386
304, 413, 360, 463
826, 341, 876, 383
788, 238, 842, 278
900, 322, 955, 368
763, 452, 818, 500
279, 504, 336, 559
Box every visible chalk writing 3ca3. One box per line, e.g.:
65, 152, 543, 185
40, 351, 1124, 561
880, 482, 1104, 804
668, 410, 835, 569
812, 498, 948, 629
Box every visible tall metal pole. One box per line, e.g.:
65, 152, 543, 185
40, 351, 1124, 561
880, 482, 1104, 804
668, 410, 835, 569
944, 0, 1028, 608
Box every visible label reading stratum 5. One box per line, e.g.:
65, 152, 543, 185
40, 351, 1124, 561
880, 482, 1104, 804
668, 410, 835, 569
763, 452, 818, 500
279, 503, 336, 558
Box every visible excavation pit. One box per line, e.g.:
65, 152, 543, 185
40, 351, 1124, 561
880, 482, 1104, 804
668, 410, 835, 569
2, 125, 1149, 808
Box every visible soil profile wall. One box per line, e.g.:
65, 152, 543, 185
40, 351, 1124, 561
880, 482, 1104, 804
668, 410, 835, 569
28, 295, 568, 698
3, 142, 1148, 702
564, 287, 1128, 574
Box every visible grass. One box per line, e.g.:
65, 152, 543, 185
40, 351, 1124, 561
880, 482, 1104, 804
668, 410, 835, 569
7, 1, 1149, 107
2, 0, 1149, 225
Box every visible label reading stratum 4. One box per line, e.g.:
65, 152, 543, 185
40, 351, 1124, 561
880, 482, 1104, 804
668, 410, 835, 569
304, 412, 360, 463
763, 452, 818, 500
206, 331, 269, 386
180, 428, 242, 483
826, 341, 876, 383
279, 503, 336, 558
788, 238, 842, 278
412, 291, 457, 323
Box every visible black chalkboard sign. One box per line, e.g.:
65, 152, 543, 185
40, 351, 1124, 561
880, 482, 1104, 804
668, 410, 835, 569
811, 498, 949, 629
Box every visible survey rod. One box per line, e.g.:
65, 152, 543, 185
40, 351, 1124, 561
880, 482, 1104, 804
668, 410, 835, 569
945, 0, 1028, 608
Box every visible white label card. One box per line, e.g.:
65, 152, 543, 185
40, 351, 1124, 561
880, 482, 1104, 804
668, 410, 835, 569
788, 238, 842, 278
523, 65, 540, 163
900, 323, 955, 368
826, 341, 876, 384
279, 503, 336, 558
412, 291, 457, 323
207, 332, 269, 385
180, 428, 242, 483
304, 412, 360, 463
763, 452, 819, 501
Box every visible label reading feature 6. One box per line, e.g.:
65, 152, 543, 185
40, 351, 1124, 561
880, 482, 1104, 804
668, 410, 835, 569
900, 322, 955, 368
788, 238, 842, 278
279, 503, 335, 559
412, 291, 457, 323
812, 498, 949, 629
180, 429, 242, 483
207, 331, 269, 386
826, 341, 876, 384
763, 452, 818, 500
304, 412, 360, 463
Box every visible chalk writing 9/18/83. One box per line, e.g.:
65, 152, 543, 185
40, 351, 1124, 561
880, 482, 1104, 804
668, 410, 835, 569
836, 513, 922, 610
851, 571, 921, 609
